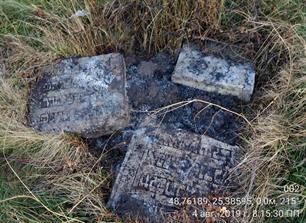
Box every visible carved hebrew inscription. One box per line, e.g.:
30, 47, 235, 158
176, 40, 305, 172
108, 126, 238, 220
28, 54, 130, 138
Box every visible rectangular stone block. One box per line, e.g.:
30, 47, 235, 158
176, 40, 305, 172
172, 44, 255, 101
28, 54, 130, 138
108, 126, 238, 221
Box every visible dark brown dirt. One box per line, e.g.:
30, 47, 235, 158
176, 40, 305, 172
87, 52, 244, 173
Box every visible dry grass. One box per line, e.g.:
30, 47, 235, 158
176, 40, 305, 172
1, 0, 225, 76
0, 77, 117, 222
236, 59, 306, 222
0, 0, 305, 222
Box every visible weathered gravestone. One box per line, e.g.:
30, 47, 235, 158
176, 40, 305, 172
172, 44, 255, 101
108, 125, 239, 221
28, 54, 130, 138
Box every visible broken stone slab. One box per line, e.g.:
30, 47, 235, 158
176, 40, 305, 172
172, 44, 255, 101
28, 54, 130, 138
108, 125, 239, 221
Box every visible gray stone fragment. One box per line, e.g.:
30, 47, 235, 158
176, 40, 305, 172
108, 125, 239, 221
28, 54, 130, 138
172, 44, 255, 101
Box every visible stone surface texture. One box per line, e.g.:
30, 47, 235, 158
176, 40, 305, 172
108, 125, 238, 221
28, 54, 130, 138
172, 44, 255, 101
